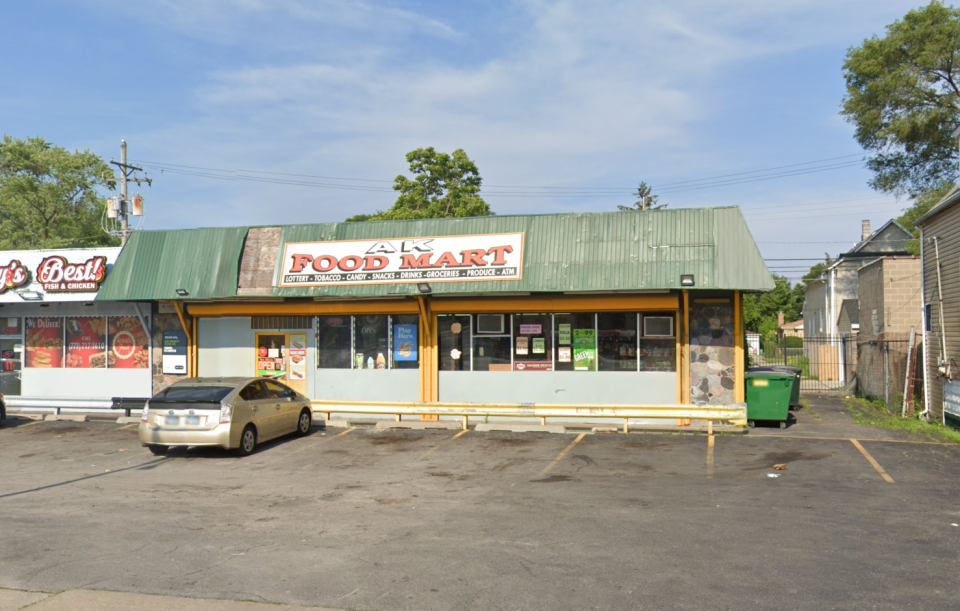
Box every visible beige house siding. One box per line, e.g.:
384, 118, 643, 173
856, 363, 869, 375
857, 257, 921, 340
920, 216, 960, 421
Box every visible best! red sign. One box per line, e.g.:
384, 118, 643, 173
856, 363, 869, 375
279, 233, 524, 287
37, 255, 107, 292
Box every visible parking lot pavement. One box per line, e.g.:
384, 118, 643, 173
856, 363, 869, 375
1, 400, 960, 611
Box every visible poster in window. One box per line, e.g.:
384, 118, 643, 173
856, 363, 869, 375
393, 324, 418, 362
573, 329, 596, 371
558, 324, 572, 346
558, 346, 572, 363
516, 336, 529, 355
2, 318, 20, 335
109, 317, 150, 369
162, 331, 188, 375
65, 317, 108, 368
25, 318, 63, 368
532, 338, 545, 354
514, 361, 553, 371
288, 332, 307, 381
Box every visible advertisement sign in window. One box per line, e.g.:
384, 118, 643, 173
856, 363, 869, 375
573, 329, 596, 371
65, 317, 108, 368
279, 233, 524, 287
162, 331, 188, 375
558, 324, 572, 346
288, 333, 307, 381
25, 318, 63, 368
109, 317, 150, 369
393, 324, 418, 362
516, 336, 529, 355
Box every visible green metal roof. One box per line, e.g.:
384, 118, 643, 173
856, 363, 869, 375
97, 226, 247, 301
97, 207, 774, 301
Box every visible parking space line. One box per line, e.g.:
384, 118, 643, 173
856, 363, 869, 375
706, 435, 714, 479
259, 428, 355, 465
850, 439, 895, 483
116, 423, 139, 431
540, 433, 586, 476
10, 420, 46, 429
418, 429, 469, 460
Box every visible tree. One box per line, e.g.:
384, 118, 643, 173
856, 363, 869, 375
618, 181, 668, 211
743, 275, 804, 334
347, 147, 492, 221
896, 180, 955, 254
841, 2, 960, 198
802, 258, 832, 285
0, 135, 117, 250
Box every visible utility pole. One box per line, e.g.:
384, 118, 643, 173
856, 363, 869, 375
104, 140, 152, 245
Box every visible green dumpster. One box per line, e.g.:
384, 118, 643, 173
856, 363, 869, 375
749, 366, 801, 408
745, 372, 793, 429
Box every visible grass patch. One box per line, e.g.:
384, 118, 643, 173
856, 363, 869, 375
843, 397, 960, 444
799, 398, 821, 421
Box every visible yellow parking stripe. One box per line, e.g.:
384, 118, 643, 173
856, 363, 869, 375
260, 428, 354, 464
706, 434, 715, 479
850, 439, 895, 483
540, 433, 586, 476
116, 423, 139, 431
418, 429, 469, 459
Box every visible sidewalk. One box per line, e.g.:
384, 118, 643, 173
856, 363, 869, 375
0, 588, 347, 611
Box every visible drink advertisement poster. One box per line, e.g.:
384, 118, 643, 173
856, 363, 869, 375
25, 318, 63, 368
109, 317, 149, 369
558, 324, 572, 346
288, 333, 307, 381
573, 329, 596, 371
393, 324, 418, 362
65, 317, 107, 368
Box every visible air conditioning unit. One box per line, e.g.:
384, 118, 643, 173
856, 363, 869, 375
476, 314, 505, 334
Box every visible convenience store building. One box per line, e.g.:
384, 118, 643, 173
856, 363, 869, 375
97, 208, 773, 416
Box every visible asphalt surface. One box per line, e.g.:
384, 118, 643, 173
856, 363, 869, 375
1, 398, 959, 611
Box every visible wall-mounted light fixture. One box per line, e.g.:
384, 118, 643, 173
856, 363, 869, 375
17, 290, 43, 301
175, 288, 189, 297
680, 274, 695, 287
417, 283, 432, 294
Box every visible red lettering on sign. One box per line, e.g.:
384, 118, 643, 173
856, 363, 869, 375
400, 254, 435, 269
459, 249, 488, 267
363, 256, 388, 271
289, 254, 314, 273
337, 255, 363, 271
487, 245, 513, 266
312, 255, 338, 272
432, 252, 463, 268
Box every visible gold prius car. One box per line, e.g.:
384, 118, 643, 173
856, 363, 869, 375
139, 377, 313, 456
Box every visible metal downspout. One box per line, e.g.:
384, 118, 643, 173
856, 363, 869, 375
831, 266, 838, 381
920, 229, 931, 419
934, 237, 949, 381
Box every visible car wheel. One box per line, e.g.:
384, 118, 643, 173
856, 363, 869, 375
148, 445, 168, 456
237, 425, 257, 456
296, 409, 312, 436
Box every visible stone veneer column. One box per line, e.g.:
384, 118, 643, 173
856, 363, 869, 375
689, 302, 736, 405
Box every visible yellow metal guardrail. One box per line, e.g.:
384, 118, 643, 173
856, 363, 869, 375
310, 399, 747, 432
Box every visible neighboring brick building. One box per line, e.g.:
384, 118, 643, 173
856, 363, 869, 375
856, 256, 922, 340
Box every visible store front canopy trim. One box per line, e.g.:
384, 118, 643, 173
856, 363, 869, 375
97, 207, 774, 301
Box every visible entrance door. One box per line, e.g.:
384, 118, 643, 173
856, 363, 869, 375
0, 338, 22, 397
255, 332, 309, 397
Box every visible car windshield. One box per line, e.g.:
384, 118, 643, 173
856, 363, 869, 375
152, 385, 234, 402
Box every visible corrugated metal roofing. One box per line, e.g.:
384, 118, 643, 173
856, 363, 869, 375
97, 227, 247, 301
97, 207, 774, 301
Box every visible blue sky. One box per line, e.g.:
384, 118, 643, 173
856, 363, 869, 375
1, 0, 930, 281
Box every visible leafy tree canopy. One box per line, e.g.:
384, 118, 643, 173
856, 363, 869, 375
618, 181, 668, 211
0, 135, 117, 250
842, 2, 960, 198
896, 180, 955, 254
743, 275, 805, 336
347, 147, 492, 222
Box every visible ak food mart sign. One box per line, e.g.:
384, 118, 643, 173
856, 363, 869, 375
278, 233, 524, 287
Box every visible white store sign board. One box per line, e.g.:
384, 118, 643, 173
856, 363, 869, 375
278, 233, 524, 287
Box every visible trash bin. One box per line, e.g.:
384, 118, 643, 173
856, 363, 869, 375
744, 372, 793, 429
749, 366, 801, 409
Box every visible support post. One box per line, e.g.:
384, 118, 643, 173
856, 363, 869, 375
623, 418, 629, 434
734, 291, 744, 404
462, 415, 468, 430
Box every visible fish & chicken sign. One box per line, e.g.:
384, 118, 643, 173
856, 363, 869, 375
279, 233, 524, 287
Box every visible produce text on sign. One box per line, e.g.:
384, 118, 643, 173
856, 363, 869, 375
278, 233, 524, 287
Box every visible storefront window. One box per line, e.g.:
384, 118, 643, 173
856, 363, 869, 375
473, 314, 511, 371
598, 313, 637, 372
439, 315, 471, 371
257, 334, 287, 376
639, 313, 677, 372
1, 317, 21, 335
108, 316, 150, 369
65, 317, 108, 368
513, 313, 552, 371
317, 316, 352, 369
25, 317, 64, 368
554, 314, 595, 371
354, 315, 389, 369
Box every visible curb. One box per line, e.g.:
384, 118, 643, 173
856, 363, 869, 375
474, 423, 567, 434
375, 421, 461, 430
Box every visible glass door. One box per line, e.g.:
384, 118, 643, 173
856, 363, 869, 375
1, 337, 23, 396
